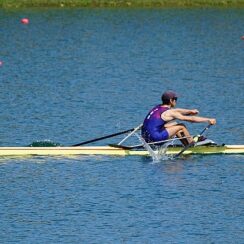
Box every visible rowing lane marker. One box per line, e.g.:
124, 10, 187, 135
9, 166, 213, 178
21, 18, 29, 25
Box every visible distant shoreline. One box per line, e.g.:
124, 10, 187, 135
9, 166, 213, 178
1, 0, 244, 9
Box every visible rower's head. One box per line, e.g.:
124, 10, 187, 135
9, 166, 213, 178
161, 90, 178, 106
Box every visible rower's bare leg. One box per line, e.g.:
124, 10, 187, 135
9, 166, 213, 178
176, 131, 189, 146
166, 124, 193, 146
176, 131, 192, 146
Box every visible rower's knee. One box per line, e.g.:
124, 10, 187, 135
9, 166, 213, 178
178, 123, 186, 128
177, 123, 187, 132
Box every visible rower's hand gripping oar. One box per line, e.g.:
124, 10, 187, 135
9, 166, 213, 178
173, 124, 212, 158
72, 125, 142, 147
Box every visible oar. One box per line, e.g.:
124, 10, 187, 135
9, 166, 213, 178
72, 126, 140, 147
173, 124, 212, 158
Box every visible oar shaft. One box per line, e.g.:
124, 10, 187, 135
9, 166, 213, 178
72, 127, 136, 147
199, 124, 211, 135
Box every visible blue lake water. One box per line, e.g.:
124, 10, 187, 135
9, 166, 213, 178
0, 8, 244, 243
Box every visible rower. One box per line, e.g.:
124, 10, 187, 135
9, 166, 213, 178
141, 90, 216, 146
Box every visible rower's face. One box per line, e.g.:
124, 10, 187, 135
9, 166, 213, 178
170, 97, 177, 107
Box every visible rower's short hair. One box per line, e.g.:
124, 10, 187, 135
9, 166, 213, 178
161, 96, 171, 105
161, 90, 178, 104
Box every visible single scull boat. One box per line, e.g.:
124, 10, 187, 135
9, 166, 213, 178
0, 145, 243, 157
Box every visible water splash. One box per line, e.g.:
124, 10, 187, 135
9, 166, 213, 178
134, 133, 176, 162
134, 133, 161, 161
156, 142, 175, 161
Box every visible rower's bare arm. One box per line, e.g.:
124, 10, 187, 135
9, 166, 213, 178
174, 108, 199, 115
171, 111, 216, 125
163, 109, 197, 121
189, 117, 216, 125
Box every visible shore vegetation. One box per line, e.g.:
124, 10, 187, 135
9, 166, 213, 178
1, 0, 244, 8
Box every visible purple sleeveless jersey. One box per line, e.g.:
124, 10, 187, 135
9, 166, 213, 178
141, 105, 169, 142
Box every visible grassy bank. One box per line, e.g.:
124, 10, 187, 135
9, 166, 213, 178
1, 0, 244, 8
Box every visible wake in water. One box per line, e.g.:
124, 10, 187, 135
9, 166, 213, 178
28, 140, 61, 147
